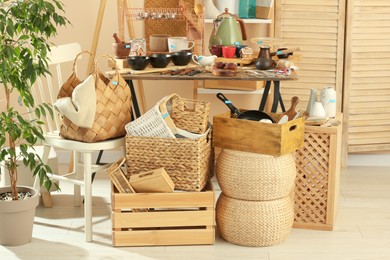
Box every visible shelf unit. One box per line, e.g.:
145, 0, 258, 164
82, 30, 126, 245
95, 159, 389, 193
205, 18, 271, 24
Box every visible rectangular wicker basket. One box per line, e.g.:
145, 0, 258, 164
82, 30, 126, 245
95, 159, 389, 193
125, 128, 214, 192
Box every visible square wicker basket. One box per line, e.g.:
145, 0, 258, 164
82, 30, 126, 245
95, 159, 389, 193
125, 128, 214, 192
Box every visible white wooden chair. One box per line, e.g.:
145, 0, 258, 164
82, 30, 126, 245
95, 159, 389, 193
31, 43, 125, 242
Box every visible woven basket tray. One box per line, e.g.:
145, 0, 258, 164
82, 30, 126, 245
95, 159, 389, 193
216, 193, 294, 247
125, 128, 214, 192
216, 149, 297, 201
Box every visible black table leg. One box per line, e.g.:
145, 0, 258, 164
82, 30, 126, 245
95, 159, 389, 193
259, 81, 271, 111
126, 79, 141, 118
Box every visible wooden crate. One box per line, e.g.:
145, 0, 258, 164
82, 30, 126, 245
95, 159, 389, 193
293, 118, 343, 231
213, 111, 305, 156
111, 182, 215, 246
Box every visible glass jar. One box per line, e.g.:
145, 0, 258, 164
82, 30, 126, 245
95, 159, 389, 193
130, 38, 146, 56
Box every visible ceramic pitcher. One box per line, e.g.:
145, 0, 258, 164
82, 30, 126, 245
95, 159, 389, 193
320, 87, 337, 118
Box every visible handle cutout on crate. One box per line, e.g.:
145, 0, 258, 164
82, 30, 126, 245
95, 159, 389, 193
289, 125, 297, 132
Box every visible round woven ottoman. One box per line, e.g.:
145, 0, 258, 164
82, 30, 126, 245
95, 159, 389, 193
216, 149, 297, 201
216, 193, 294, 247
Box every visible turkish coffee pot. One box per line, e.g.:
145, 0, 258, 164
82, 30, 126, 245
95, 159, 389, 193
209, 8, 247, 48
255, 46, 275, 70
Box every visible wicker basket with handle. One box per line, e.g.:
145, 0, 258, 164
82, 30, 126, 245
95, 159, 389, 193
171, 96, 210, 134
58, 52, 132, 142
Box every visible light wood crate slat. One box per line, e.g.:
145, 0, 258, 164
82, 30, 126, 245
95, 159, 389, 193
113, 229, 215, 247
112, 189, 214, 209
113, 210, 214, 228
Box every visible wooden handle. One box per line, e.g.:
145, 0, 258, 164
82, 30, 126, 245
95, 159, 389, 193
286, 96, 299, 121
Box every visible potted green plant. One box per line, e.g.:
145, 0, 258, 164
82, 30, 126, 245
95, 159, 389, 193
0, 0, 69, 246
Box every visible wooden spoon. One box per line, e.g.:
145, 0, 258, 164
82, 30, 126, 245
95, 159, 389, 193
277, 96, 299, 123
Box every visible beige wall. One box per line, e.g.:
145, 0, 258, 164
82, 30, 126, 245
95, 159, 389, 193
1, 1, 268, 118
55, 0, 269, 117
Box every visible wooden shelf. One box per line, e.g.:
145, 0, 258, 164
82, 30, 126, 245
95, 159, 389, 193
205, 18, 271, 24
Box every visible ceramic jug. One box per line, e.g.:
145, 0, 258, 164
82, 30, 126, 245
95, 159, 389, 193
192, 54, 217, 66
320, 87, 337, 118
209, 8, 247, 48
258, 46, 271, 59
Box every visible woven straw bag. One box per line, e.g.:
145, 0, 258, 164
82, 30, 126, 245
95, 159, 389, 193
216, 150, 297, 201
58, 52, 132, 142
216, 193, 294, 247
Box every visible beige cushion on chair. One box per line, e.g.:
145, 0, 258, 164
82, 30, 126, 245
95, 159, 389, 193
54, 74, 96, 128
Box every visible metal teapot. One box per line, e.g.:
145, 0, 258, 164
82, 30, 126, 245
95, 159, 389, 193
209, 8, 247, 49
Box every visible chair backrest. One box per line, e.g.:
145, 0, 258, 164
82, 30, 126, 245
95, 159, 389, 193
31, 43, 82, 135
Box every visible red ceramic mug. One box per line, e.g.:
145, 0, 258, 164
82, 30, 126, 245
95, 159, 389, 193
222, 46, 237, 59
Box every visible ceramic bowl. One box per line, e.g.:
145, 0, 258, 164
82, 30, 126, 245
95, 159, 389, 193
149, 53, 171, 68
127, 56, 150, 70
171, 51, 192, 66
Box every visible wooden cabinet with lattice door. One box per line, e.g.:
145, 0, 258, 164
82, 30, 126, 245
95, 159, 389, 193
293, 115, 343, 231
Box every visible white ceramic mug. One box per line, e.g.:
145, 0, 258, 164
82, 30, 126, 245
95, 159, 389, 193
168, 37, 195, 52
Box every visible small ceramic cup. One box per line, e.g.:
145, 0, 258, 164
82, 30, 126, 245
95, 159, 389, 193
222, 46, 236, 59
210, 45, 223, 57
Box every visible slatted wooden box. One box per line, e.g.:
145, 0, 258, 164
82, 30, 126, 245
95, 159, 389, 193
213, 111, 305, 156
111, 182, 215, 247
293, 118, 343, 231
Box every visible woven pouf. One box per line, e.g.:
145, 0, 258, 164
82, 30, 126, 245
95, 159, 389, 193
216, 149, 297, 201
216, 193, 294, 247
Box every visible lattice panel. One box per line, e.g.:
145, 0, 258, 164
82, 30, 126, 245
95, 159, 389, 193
294, 132, 331, 225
